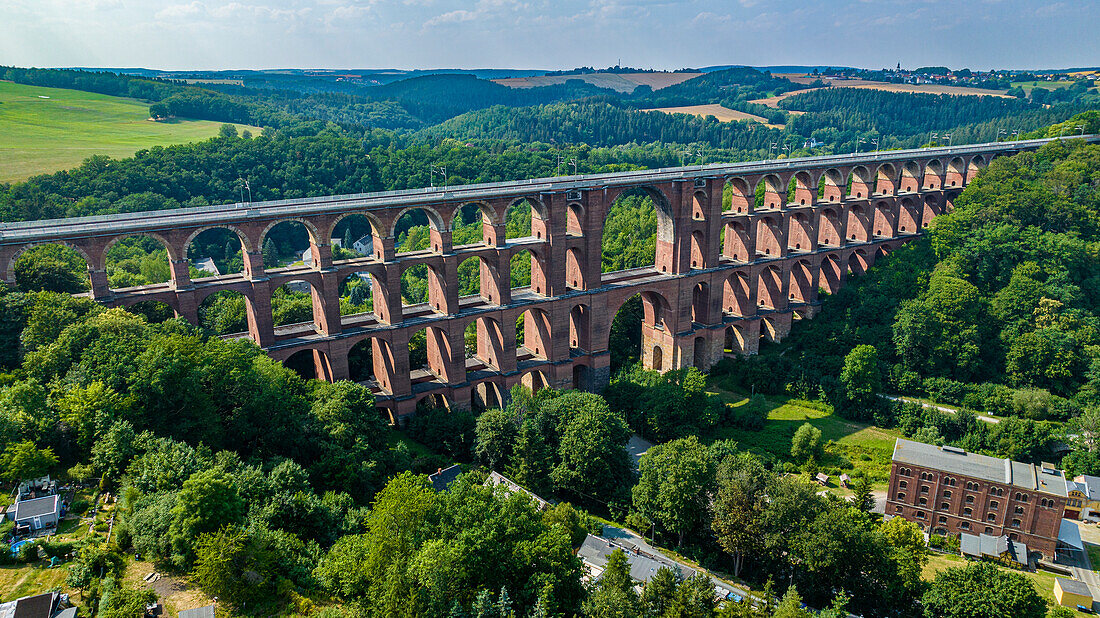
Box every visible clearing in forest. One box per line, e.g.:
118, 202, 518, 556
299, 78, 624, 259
643, 104, 770, 124
751, 79, 1011, 109
492, 72, 702, 93
0, 80, 263, 183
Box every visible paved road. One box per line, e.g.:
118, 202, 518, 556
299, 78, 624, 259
1066, 519, 1100, 610
879, 394, 1000, 424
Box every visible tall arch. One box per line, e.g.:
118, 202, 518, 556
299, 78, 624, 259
723, 325, 745, 355
393, 206, 447, 254
872, 201, 894, 238
724, 178, 752, 213
103, 234, 174, 291
788, 212, 813, 252
10, 243, 92, 294
284, 347, 335, 382
690, 230, 708, 269
452, 202, 495, 248
874, 163, 898, 196
898, 198, 920, 234
846, 204, 869, 242
848, 250, 869, 277
259, 219, 319, 269
569, 303, 591, 353
185, 226, 248, 280
566, 201, 585, 236
756, 174, 784, 209
602, 186, 673, 274
788, 260, 814, 304
820, 254, 842, 295
722, 221, 750, 262
818, 169, 845, 203
465, 315, 507, 373
789, 171, 815, 206
901, 161, 922, 193
818, 208, 842, 247
847, 166, 872, 199
757, 265, 784, 310
924, 160, 944, 190
756, 215, 783, 258
516, 307, 552, 360
723, 271, 752, 317
945, 157, 966, 187
331, 212, 382, 258
691, 282, 710, 324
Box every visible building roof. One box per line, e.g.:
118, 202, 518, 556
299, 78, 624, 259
892, 438, 1068, 497
1059, 519, 1084, 550
1074, 474, 1100, 500
1056, 577, 1093, 598
485, 471, 550, 510
53, 608, 77, 618
959, 533, 1028, 566
428, 465, 462, 492
12, 495, 59, 522
178, 604, 215, 618
1, 593, 57, 618
577, 534, 695, 584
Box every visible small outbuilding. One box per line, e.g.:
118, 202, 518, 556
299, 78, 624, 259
178, 604, 216, 618
428, 465, 462, 493
839, 473, 851, 488
6, 495, 61, 533
1054, 577, 1093, 611
960, 533, 1029, 568
814, 473, 829, 486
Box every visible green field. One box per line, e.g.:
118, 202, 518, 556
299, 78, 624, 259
1010, 80, 1085, 93
706, 385, 901, 486
922, 552, 1066, 609
0, 80, 262, 183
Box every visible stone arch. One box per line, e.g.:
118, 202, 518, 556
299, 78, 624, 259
349, 335, 397, 392
284, 347, 336, 382
510, 195, 549, 234
416, 392, 451, 413
874, 162, 898, 195
566, 202, 585, 236
510, 246, 549, 296
788, 211, 813, 252
516, 307, 552, 359
818, 207, 842, 247
520, 368, 550, 393
572, 363, 593, 391
393, 206, 447, 254
185, 226, 249, 279
472, 379, 505, 412
901, 161, 922, 192
464, 314, 507, 372
569, 303, 591, 353
760, 316, 778, 343
693, 335, 708, 369
722, 220, 750, 262
967, 155, 987, 183
6, 241, 92, 288
400, 260, 446, 313
922, 195, 941, 227
451, 202, 495, 247
848, 249, 869, 276
602, 185, 673, 274
820, 254, 842, 295
125, 299, 176, 324
259, 217, 320, 252
690, 230, 708, 269
339, 271, 378, 318
847, 165, 873, 199
691, 281, 710, 323
271, 278, 323, 329
408, 323, 453, 384
565, 247, 587, 290
197, 289, 252, 336
456, 255, 487, 300
260, 219, 318, 270
872, 200, 894, 238
875, 244, 893, 264
924, 159, 944, 189
789, 171, 816, 206
723, 270, 752, 317
846, 204, 869, 242
788, 259, 814, 304
757, 265, 784, 310
818, 169, 845, 202
692, 190, 708, 221
945, 157, 966, 187
725, 177, 752, 213
601, 289, 674, 365
756, 215, 783, 257
651, 345, 664, 371
329, 211, 385, 256
898, 198, 920, 234
723, 324, 745, 355
101, 232, 178, 290
755, 174, 785, 209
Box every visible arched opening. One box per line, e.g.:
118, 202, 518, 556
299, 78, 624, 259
606, 290, 672, 374
400, 262, 445, 313
261, 220, 315, 269
692, 282, 710, 324
452, 202, 494, 248
846, 205, 869, 242
723, 325, 744, 356
901, 161, 921, 193
848, 250, 869, 277
789, 171, 815, 206
350, 336, 396, 392
465, 316, 506, 373
820, 254, 842, 295
874, 163, 898, 196
924, 160, 944, 190
409, 325, 451, 385
789, 260, 814, 304
126, 300, 175, 324
724, 178, 752, 213
394, 207, 446, 254
105, 234, 172, 290
516, 308, 552, 360
722, 221, 749, 262
755, 216, 783, 258
198, 290, 249, 336
271, 279, 319, 329
572, 364, 593, 391
472, 380, 504, 412
818, 208, 842, 247
507, 199, 545, 240
723, 271, 752, 317
946, 157, 966, 187
565, 247, 586, 290
284, 348, 332, 381
457, 256, 486, 301
416, 393, 450, 414
922, 195, 941, 228
760, 317, 778, 343
757, 265, 783, 310
898, 198, 920, 234
651, 345, 664, 371
788, 212, 813, 252
511, 248, 547, 296
690, 230, 707, 269
967, 155, 986, 183
187, 228, 245, 280
693, 336, 708, 369
875, 245, 892, 265
872, 201, 894, 238
602, 188, 663, 273
756, 174, 784, 209
520, 369, 549, 393
569, 303, 591, 353
339, 272, 376, 318
818, 169, 844, 203
847, 166, 872, 199
691, 190, 707, 221
566, 202, 585, 236
12, 243, 90, 293
331, 213, 377, 258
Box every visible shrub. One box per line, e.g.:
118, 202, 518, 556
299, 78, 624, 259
17, 541, 39, 563
69, 499, 90, 515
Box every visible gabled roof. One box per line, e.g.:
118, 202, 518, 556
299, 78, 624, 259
959, 532, 1028, 566
485, 471, 550, 510
1074, 474, 1100, 500
428, 465, 462, 492
577, 534, 695, 584
1059, 518, 1084, 550
12, 495, 59, 522
892, 438, 1068, 497
9, 593, 55, 618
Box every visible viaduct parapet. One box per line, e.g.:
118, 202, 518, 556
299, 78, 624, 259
4, 137, 1095, 419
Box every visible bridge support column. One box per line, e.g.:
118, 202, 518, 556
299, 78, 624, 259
169, 259, 192, 289
437, 257, 461, 315
88, 269, 112, 300
311, 242, 333, 270
315, 271, 343, 335
430, 229, 451, 254
374, 264, 403, 324
247, 280, 276, 348
243, 250, 265, 279
176, 290, 199, 325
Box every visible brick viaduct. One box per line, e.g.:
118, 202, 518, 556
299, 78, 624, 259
3, 137, 1092, 419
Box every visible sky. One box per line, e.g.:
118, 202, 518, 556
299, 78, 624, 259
2, 0, 1098, 72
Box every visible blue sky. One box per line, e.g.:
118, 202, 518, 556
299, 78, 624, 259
2, 0, 1098, 71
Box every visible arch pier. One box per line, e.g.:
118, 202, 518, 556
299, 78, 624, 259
3, 138, 1084, 418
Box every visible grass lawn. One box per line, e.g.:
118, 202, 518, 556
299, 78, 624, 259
0, 564, 73, 603
706, 385, 899, 485
0, 80, 263, 182
922, 552, 1063, 608
1010, 80, 1078, 93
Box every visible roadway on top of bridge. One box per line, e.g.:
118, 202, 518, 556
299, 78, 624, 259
1, 135, 1096, 243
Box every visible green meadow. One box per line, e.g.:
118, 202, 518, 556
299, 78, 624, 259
0, 80, 261, 183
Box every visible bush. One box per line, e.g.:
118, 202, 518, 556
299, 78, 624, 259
929, 533, 960, 553
69, 499, 90, 515
17, 541, 39, 563
41, 540, 76, 558
407, 406, 476, 461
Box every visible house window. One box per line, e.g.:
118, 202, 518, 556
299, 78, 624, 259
897, 493, 906, 501
938, 516, 947, 524
943, 490, 952, 498
985, 527, 993, 534
960, 522, 970, 530
895, 506, 903, 513
1014, 506, 1024, 514
919, 498, 928, 506
941, 502, 950, 510
965, 495, 975, 504
989, 501, 999, 509
1011, 519, 1021, 528
1010, 533, 1019, 541
921, 486, 930, 494
916, 511, 925, 519
899, 481, 908, 489
987, 513, 996, 522
963, 507, 973, 516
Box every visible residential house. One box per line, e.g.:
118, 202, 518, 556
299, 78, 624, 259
428, 465, 462, 492
6, 495, 61, 533
1071, 474, 1100, 521
485, 471, 550, 510
352, 235, 373, 256
0, 592, 64, 618
577, 534, 695, 585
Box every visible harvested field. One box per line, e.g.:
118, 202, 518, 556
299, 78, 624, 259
751, 79, 1012, 110
493, 72, 702, 93
644, 104, 769, 124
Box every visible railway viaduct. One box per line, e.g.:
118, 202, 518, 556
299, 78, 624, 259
3, 137, 1093, 419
